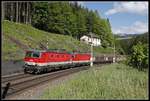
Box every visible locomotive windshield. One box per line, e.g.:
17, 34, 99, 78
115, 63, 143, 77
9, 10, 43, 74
25, 51, 40, 58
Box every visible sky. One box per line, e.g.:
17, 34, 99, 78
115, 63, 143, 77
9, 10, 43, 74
77, 1, 148, 34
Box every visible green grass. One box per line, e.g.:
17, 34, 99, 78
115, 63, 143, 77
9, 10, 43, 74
2, 20, 113, 61
40, 63, 148, 100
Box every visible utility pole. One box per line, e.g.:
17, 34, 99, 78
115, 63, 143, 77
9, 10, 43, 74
90, 32, 93, 67
113, 35, 116, 63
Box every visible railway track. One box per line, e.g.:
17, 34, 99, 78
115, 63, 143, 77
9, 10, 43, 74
2, 73, 33, 84
2, 66, 90, 99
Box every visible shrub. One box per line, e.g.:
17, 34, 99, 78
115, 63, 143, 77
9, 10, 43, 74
128, 42, 148, 70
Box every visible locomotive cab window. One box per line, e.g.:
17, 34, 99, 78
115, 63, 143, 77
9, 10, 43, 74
25, 51, 40, 58
33, 52, 40, 58
26, 51, 32, 57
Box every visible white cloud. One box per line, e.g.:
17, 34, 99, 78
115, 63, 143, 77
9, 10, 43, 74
112, 21, 148, 34
69, 1, 85, 7
105, 2, 148, 15
77, 1, 85, 6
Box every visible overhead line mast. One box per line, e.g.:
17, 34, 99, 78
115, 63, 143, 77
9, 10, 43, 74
89, 13, 93, 67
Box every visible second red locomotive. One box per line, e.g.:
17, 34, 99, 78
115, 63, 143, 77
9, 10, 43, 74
23, 49, 91, 74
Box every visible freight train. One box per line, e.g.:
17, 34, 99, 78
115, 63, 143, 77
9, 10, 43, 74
23, 49, 120, 74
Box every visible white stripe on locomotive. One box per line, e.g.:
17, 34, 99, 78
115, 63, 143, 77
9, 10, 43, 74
25, 60, 90, 66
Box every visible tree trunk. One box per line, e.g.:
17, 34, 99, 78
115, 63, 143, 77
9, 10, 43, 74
29, 2, 31, 24
2, 2, 4, 20
23, 2, 26, 23
18, 2, 20, 22
18, 2, 20, 23
16, 2, 18, 22
11, 2, 13, 21
26, 2, 28, 24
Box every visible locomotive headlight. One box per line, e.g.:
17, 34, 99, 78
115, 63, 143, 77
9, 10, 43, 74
27, 62, 35, 66
32, 62, 36, 65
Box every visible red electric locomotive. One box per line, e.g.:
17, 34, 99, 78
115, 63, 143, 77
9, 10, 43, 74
23, 50, 91, 74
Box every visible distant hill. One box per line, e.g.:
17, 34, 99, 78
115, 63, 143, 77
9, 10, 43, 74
114, 33, 140, 40
133, 32, 149, 44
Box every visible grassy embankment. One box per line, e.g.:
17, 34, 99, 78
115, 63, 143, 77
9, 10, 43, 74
41, 63, 148, 100
2, 20, 113, 61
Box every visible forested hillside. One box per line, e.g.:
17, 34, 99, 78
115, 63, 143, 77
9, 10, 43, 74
3, 1, 114, 48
